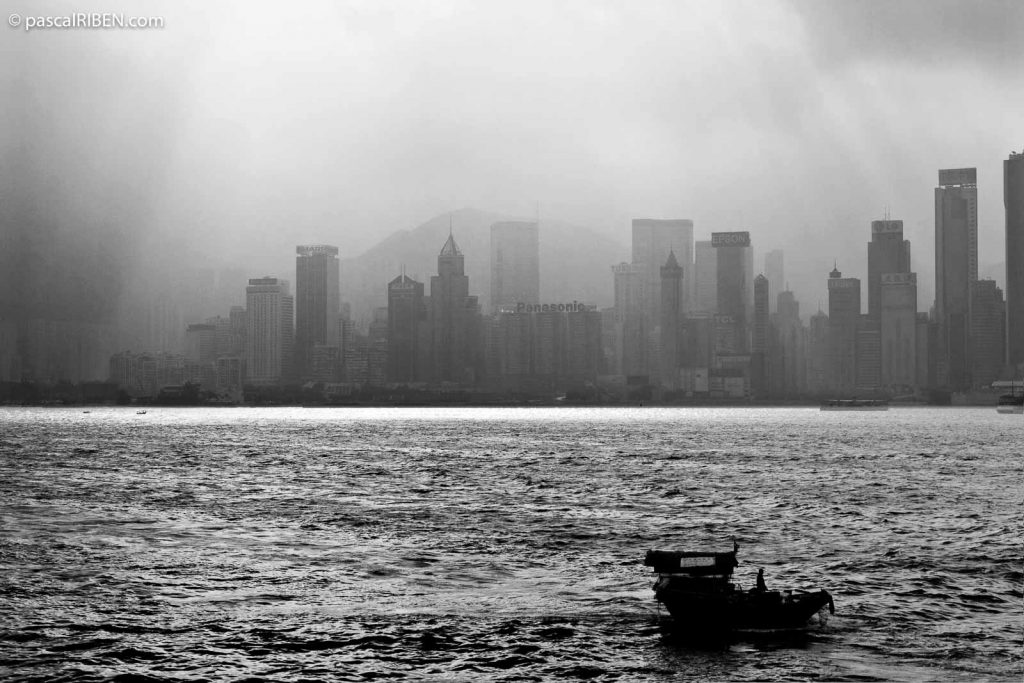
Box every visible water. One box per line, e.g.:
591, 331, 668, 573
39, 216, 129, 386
1, 406, 1021, 681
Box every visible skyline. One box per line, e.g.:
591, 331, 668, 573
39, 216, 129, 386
4, 1, 1023, 319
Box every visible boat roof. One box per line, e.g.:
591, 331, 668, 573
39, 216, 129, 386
644, 549, 739, 575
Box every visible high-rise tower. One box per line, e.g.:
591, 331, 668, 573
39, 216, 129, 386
935, 168, 978, 389
295, 245, 340, 380
245, 277, 294, 385
387, 273, 427, 383
827, 265, 860, 394
430, 231, 480, 384
712, 231, 753, 353
868, 220, 911, 322
1005, 152, 1024, 372
659, 250, 684, 388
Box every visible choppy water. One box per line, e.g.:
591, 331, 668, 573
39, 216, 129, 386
1, 406, 1021, 682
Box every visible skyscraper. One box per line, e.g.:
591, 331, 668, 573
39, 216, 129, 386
612, 262, 646, 377
751, 274, 770, 397
490, 222, 539, 313
880, 273, 918, 390
430, 232, 480, 384
764, 250, 784, 314
245, 277, 294, 385
387, 273, 427, 383
694, 240, 717, 314
827, 265, 860, 394
868, 220, 911, 322
295, 245, 340, 380
971, 279, 1005, 388
712, 231, 753, 353
1005, 152, 1024, 372
935, 168, 978, 390
659, 250, 684, 389
632, 219, 694, 322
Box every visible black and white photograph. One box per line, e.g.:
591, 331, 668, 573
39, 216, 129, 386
1, 1, 1022, 680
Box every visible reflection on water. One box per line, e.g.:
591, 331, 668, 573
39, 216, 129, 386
1, 406, 1021, 681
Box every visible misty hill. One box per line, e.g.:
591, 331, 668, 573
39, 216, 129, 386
340, 208, 625, 322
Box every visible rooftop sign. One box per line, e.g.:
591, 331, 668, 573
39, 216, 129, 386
711, 231, 750, 247
938, 168, 976, 186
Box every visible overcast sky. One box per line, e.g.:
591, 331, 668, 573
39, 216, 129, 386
3, 0, 1022, 311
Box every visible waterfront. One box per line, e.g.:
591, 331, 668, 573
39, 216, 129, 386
1, 407, 1021, 681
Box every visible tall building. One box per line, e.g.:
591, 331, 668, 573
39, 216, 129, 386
245, 277, 294, 385
387, 273, 427, 383
880, 273, 918, 390
712, 232, 753, 353
773, 290, 805, 398
612, 262, 647, 377
764, 250, 784, 314
694, 240, 717, 314
295, 245, 340, 380
632, 219, 694, 322
868, 220, 911, 321
971, 279, 1005, 388
659, 250, 684, 389
490, 222, 539, 313
807, 309, 830, 396
751, 274, 770, 397
935, 168, 978, 390
1006, 152, 1024, 372
827, 265, 860, 394
430, 232, 480, 384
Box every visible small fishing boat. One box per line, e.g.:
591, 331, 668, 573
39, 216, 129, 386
645, 546, 834, 632
136, 409, 147, 415
820, 398, 889, 411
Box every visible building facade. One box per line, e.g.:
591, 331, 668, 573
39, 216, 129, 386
935, 168, 978, 390
880, 272, 918, 390
827, 266, 860, 394
295, 245, 340, 380
712, 231, 753, 353
1006, 152, 1024, 372
245, 277, 294, 385
387, 274, 427, 383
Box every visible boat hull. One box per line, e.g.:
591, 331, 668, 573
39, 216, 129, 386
655, 582, 834, 631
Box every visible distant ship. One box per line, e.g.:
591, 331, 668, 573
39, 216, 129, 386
993, 381, 1023, 414
820, 398, 889, 411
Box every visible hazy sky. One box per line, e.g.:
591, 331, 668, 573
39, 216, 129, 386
4, 0, 1022, 311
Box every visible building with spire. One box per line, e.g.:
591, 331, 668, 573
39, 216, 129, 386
429, 230, 481, 384
659, 250, 684, 389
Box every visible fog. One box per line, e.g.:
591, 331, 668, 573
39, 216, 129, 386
2, 0, 1022, 368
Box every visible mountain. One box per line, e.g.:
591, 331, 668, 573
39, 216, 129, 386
339, 208, 626, 323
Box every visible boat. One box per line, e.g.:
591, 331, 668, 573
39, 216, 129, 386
644, 547, 834, 632
997, 394, 1024, 414
136, 409, 147, 415
994, 381, 1023, 414
820, 398, 889, 411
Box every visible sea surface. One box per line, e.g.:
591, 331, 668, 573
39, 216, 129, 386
0, 406, 1021, 682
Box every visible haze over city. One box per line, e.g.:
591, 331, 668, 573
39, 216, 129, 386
1, 0, 1022, 393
